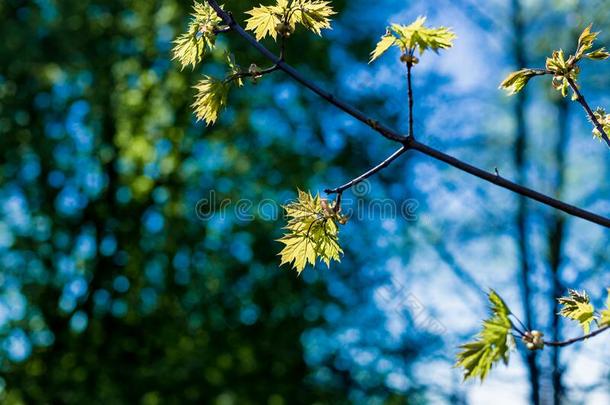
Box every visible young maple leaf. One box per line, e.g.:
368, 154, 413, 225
245, 0, 335, 41
456, 290, 514, 382
277, 189, 345, 275
172, 2, 226, 70
370, 16, 455, 63
291, 0, 336, 36
192, 75, 230, 125
558, 289, 596, 334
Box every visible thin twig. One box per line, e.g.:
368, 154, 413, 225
204, 0, 610, 229
544, 325, 610, 347
512, 327, 526, 338
567, 77, 610, 148
224, 64, 279, 84
280, 36, 287, 61
407, 62, 415, 138
325, 145, 408, 194
511, 313, 529, 335
213, 26, 232, 34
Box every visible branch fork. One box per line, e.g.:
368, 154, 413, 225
204, 0, 610, 228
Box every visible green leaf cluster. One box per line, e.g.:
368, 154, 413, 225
277, 190, 346, 275
456, 290, 514, 382
174, 1, 335, 125
245, 0, 336, 41
591, 107, 610, 141
172, 2, 226, 70
370, 16, 456, 63
575, 24, 610, 61
500, 24, 609, 97
546, 49, 581, 99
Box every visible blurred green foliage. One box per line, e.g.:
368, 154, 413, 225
0, 0, 374, 403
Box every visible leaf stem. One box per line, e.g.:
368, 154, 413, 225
511, 313, 529, 336
566, 77, 610, 148
213, 26, 232, 34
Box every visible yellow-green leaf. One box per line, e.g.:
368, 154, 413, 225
456, 290, 514, 382
370, 17, 455, 64
558, 289, 596, 334
370, 33, 398, 63
172, 2, 225, 69
292, 0, 336, 36
245, 4, 283, 41
585, 48, 610, 61
192, 75, 230, 125
499, 68, 541, 95
245, 0, 335, 40
576, 23, 599, 59
277, 189, 346, 275
389, 16, 456, 56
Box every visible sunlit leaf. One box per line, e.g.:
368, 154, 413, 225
558, 289, 596, 334
499, 68, 541, 95
576, 24, 599, 59
456, 290, 514, 382
370, 32, 398, 63
245, 0, 335, 41
277, 189, 346, 275
370, 16, 455, 63
245, 4, 283, 41
585, 48, 610, 61
192, 75, 230, 125
172, 2, 225, 70
292, 0, 336, 36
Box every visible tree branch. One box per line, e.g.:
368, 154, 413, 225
205, 0, 610, 229
567, 77, 610, 148
543, 325, 610, 347
408, 139, 610, 227
205, 0, 407, 144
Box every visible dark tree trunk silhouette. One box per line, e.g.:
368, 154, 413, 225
549, 98, 569, 405
511, 1, 541, 404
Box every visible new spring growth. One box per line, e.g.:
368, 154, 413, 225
522, 330, 544, 351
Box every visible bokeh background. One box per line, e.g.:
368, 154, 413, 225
1, 0, 610, 403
